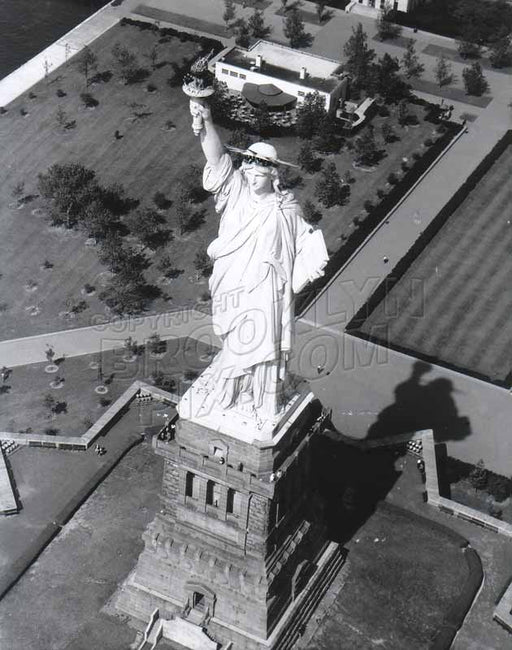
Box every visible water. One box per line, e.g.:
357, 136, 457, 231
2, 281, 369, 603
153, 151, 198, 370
0, 0, 108, 80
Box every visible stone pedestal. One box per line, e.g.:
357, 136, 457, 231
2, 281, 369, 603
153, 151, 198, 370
113, 382, 343, 649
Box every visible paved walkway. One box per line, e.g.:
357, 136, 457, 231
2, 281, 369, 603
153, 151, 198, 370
0, 308, 217, 368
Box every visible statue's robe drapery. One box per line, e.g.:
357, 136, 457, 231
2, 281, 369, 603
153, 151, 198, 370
203, 154, 325, 415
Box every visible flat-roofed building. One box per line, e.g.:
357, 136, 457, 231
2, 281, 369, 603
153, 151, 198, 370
210, 40, 347, 113
349, 0, 424, 14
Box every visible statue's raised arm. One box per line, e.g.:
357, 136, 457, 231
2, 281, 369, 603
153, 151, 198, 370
182, 51, 223, 167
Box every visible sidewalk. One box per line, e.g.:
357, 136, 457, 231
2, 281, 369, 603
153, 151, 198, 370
0, 308, 217, 368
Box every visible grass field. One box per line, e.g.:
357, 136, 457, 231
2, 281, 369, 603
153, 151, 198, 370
0, 20, 442, 341
0, 336, 213, 436
307, 503, 469, 650
358, 143, 512, 385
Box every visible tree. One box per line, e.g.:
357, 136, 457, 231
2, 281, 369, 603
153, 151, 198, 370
354, 125, 379, 167
175, 191, 194, 235
462, 62, 489, 96
374, 53, 409, 103
302, 199, 322, 224
297, 141, 319, 173
97, 237, 149, 280
55, 106, 68, 130
194, 248, 213, 278
81, 200, 115, 241
489, 35, 512, 68
145, 44, 159, 70
100, 276, 152, 315
223, 0, 236, 28
125, 207, 169, 250
252, 101, 271, 136
294, 91, 327, 139
76, 46, 98, 87
457, 36, 482, 60
343, 23, 376, 92
315, 1, 326, 24
381, 121, 395, 143
43, 392, 57, 415
11, 181, 25, 206
397, 99, 409, 127
314, 162, 346, 208
248, 9, 271, 39
401, 39, 424, 79
38, 163, 100, 229
313, 115, 340, 154
376, 2, 402, 41
111, 42, 140, 83
233, 18, 251, 48
228, 128, 253, 167
469, 459, 488, 491
283, 8, 309, 48
434, 55, 454, 88
148, 333, 166, 355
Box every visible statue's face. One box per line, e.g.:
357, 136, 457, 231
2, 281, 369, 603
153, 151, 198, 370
244, 165, 273, 197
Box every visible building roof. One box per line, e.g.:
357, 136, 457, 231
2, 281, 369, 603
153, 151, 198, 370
221, 41, 343, 93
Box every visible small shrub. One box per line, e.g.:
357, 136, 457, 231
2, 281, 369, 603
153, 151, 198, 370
146, 82, 157, 93
82, 418, 94, 430
42, 259, 54, 269
56, 89, 66, 98
80, 92, 99, 108
148, 333, 166, 354
152, 370, 176, 391
387, 172, 398, 185
401, 160, 409, 172
200, 290, 211, 302
488, 503, 503, 520
83, 283, 96, 294
424, 138, 433, 146
363, 199, 374, 213
376, 187, 386, 199
378, 104, 390, 117
184, 369, 199, 381
469, 459, 488, 491
487, 473, 512, 502
44, 427, 59, 435
412, 151, 422, 161
0, 107, 7, 115
153, 191, 171, 210
29, 92, 37, 99
99, 396, 111, 407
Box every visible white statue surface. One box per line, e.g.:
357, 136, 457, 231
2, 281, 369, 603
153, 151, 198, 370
179, 96, 328, 436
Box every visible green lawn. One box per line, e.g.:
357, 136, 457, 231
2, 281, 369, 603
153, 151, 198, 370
0, 20, 444, 341
0, 337, 213, 436
358, 143, 512, 384
308, 503, 469, 650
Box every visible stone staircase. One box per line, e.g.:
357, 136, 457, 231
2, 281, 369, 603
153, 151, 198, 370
273, 542, 346, 650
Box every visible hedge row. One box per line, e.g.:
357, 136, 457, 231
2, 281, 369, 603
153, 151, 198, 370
120, 17, 225, 55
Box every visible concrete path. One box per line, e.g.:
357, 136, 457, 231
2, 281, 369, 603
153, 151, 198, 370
0, 308, 217, 368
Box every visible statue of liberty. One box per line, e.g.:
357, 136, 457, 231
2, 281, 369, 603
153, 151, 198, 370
183, 74, 328, 424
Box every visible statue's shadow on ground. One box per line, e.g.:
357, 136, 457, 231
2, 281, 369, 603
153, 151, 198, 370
311, 361, 472, 544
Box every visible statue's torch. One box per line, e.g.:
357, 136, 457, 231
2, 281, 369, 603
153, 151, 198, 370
182, 50, 215, 136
